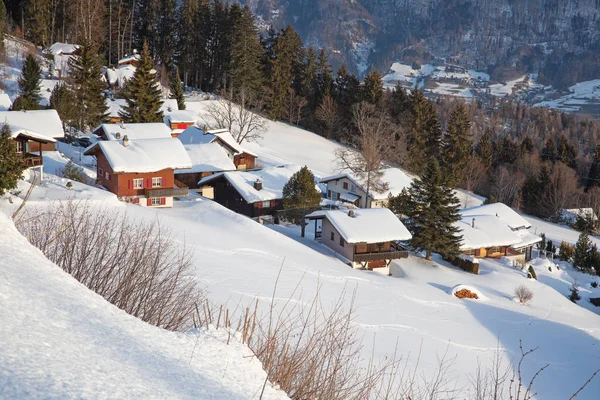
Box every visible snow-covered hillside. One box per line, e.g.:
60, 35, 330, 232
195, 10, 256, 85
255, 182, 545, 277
0, 204, 286, 399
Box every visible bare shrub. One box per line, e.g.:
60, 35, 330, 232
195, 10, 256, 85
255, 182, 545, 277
16, 200, 201, 331
514, 285, 534, 305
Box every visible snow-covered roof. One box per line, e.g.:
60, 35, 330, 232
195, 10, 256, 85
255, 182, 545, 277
0, 110, 64, 139
118, 53, 140, 65
116, 65, 136, 87
460, 203, 531, 230
7, 124, 56, 143
308, 208, 412, 243
511, 231, 542, 249
94, 123, 173, 141
49, 43, 79, 55
164, 110, 197, 123
175, 142, 236, 175
320, 168, 412, 200
177, 126, 257, 157
84, 138, 192, 173
198, 165, 301, 203
105, 98, 179, 118
561, 208, 599, 223
0, 93, 12, 111
456, 215, 522, 250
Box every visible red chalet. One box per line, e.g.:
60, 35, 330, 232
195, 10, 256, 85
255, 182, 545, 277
84, 136, 192, 207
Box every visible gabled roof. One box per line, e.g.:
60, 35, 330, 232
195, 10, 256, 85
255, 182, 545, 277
118, 53, 140, 65
198, 165, 301, 203
49, 43, 79, 55
164, 110, 197, 123
93, 123, 173, 141
105, 98, 179, 118
84, 138, 191, 173
0, 110, 64, 139
8, 125, 56, 143
307, 208, 412, 243
456, 215, 522, 251
319, 168, 412, 200
460, 203, 531, 230
177, 126, 257, 157
175, 142, 236, 175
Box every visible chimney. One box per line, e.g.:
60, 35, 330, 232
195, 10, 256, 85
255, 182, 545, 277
115, 132, 121, 139
348, 210, 355, 218
254, 179, 263, 191
472, 218, 475, 228
123, 135, 130, 147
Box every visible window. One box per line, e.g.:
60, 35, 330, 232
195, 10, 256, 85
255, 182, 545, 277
152, 177, 163, 187
151, 197, 161, 206
16, 141, 24, 153
262, 200, 270, 208
336, 193, 341, 200
339, 237, 344, 247
104, 171, 110, 180
133, 178, 144, 189
327, 190, 331, 198
98, 167, 104, 177
270, 200, 276, 207
350, 184, 356, 193
330, 232, 335, 241
343, 182, 348, 189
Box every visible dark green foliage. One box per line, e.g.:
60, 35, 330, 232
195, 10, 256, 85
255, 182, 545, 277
591, 281, 598, 288
332, 65, 361, 125
528, 265, 537, 280
119, 42, 164, 123
522, 165, 553, 219
586, 144, 600, 192
169, 68, 186, 110
0, 124, 26, 196
569, 282, 581, 302
520, 136, 534, 154
440, 102, 472, 187
407, 158, 462, 260
541, 138, 558, 163
14, 54, 42, 110
475, 131, 494, 171
49, 82, 75, 124
388, 188, 412, 217
387, 82, 411, 123
59, 160, 87, 183
557, 135, 577, 169
230, 5, 264, 96
537, 233, 547, 251
282, 166, 322, 223
268, 26, 302, 120
573, 232, 592, 271
406, 89, 442, 174
573, 214, 595, 233
68, 44, 108, 130
362, 69, 383, 105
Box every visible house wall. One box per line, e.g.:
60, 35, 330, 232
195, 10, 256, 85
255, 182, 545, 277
321, 219, 355, 261
325, 178, 370, 208
234, 153, 256, 170
40, 141, 56, 151
170, 122, 194, 131
175, 171, 215, 190
468, 246, 509, 258
207, 175, 282, 217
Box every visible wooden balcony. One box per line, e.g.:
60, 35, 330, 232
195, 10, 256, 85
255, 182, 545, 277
145, 183, 188, 198
21, 153, 43, 167
352, 242, 409, 262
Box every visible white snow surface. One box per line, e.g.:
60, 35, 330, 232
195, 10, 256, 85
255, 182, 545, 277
457, 215, 522, 250
0, 93, 13, 110
0, 110, 64, 139
199, 165, 301, 203
85, 138, 191, 173
461, 203, 531, 230
105, 98, 179, 118
0, 212, 287, 400
164, 109, 197, 123
178, 125, 256, 157
309, 208, 412, 243
94, 123, 173, 141
176, 142, 236, 174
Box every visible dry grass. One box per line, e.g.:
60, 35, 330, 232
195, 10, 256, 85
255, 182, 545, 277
455, 288, 479, 299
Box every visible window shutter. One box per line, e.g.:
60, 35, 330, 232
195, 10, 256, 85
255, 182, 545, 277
128, 180, 133, 189
257, 202, 262, 209
160, 197, 166, 205
146, 178, 152, 188
147, 198, 152, 206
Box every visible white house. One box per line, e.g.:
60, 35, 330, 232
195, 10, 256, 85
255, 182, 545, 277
306, 208, 412, 274
456, 203, 541, 261
320, 168, 412, 208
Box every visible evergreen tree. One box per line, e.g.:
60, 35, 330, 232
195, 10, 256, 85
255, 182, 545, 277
569, 282, 581, 302
312, 49, 333, 110
362, 69, 383, 105
573, 232, 592, 271
520, 135, 534, 154
14, 54, 42, 110
119, 42, 164, 123
388, 188, 412, 217
0, 124, 26, 196
169, 67, 186, 110
475, 130, 494, 171
268, 25, 302, 120
541, 138, 558, 163
440, 102, 472, 187
557, 134, 577, 169
24, 0, 51, 46
68, 44, 108, 130
177, 0, 202, 87
0, 1, 6, 55
407, 158, 463, 260
155, 0, 178, 66
230, 5, 264, 96
388, 82, 411, 123
332, 65, 360, 130
586, 144, 600, 191
49, 82, 75, 125
406, 89, 442, 174
282, 166, 322, 225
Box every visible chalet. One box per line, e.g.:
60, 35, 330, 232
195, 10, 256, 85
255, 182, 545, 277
178, 126, 257, 170
105, 98, 179, 124
105, 66, 136, 90
164, 110, 197, 136
306, 208, 412, 274
93, 123, 173, 141
456, 203, 541, 262
84, 136, 192, 207
197, 165, 301, 218
320, 168, 412, 208
8, 125, 56, 182
0, 110, 64, 151
117, 53, 140, 67
175, 142, 236, 192
49, 43, 79, 77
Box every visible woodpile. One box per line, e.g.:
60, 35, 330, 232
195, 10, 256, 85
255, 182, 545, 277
454, 288, 479, 299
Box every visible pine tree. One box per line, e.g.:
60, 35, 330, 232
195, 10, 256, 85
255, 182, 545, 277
282, 166, 322, 225
155, 0, 178, 66
362, 69, 383, 105
408, 158, 463, 260
557, 135, 577, 169
440, 102, 472, 187
520, 135, 534, 154
0, 124, 26, 196
313, 49, 333, 107
24, 0, 51, 46
569, 282, 581, 302
388, 82, 411, 123
68, 44, 108, 130
268, 25, 302, 120
169, 67, 186, 110
388, 188, 412, 217
406, 89, 442, 174
573, 232, 591, 271
475, 130, 494, 171
119, 42, 164, 123
14, 54, 42, 110
586, 144, 600, 191
230, 5, 264, 96
332, 65, 360, 132
0, 1, 6, 55
49, 82, 75, 124
541, 138, 558, 163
